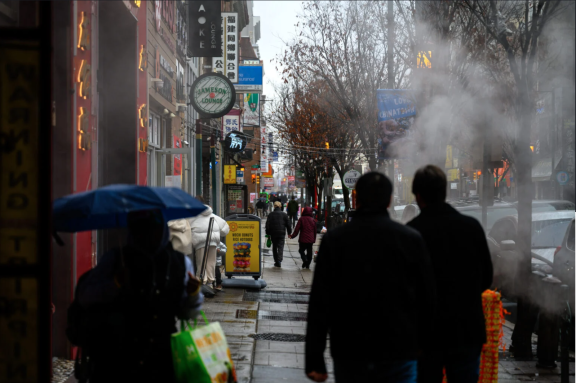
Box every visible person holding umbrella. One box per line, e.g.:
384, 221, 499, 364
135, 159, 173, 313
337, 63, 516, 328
75, 209, 203, 382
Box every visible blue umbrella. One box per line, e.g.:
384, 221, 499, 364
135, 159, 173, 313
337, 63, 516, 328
53, 184, 207, 233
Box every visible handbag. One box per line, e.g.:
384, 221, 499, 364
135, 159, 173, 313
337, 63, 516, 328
265, 235, 272, 248
171, 311, 237, 383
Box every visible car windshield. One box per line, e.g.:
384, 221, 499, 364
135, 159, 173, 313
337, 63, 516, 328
532, 219, 572, 248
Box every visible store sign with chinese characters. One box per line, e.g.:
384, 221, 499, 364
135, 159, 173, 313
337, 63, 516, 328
260, 126, 269, 170
222, 115, 241, 134
213, 13, 238, 83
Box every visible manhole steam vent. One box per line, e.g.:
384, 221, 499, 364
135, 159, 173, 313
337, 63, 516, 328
249, 333, 306, 342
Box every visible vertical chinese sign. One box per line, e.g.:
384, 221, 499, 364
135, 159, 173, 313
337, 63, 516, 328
260, 126, 269, 171
213, 13, 238, 83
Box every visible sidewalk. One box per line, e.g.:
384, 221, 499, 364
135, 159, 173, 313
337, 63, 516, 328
201, 216, 575, 383
57, 216, 575, 383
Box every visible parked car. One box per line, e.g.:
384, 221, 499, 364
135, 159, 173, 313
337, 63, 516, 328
391, 204, 421, 223
487, 211, 574, 297
452, 200, 574, 232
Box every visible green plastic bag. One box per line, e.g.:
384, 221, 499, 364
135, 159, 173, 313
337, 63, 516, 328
265, 235, 272, 248
171, 311, 237, 383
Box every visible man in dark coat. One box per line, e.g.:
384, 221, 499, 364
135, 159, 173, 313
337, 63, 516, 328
265, 201, 292, 267
305, 172, 436, 383
289, 206, 317, 269
287, 196, 300, 226
407, 165, 493, 383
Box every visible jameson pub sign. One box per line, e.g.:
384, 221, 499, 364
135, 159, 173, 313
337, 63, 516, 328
189, 72, 235, 118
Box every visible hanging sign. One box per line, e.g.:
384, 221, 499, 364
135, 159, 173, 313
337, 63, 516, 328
260, 126, 268, 169
223, 131, 247, 153
189, 72, 235, 118
343, 170, 361, 189
188, 1, 221, 57
243, 93, 260, 127
222, 115, 241, 135
224, 165, 236, 184
236, 170, 244, 183
234, 65, 263, 92
213, 13, 238, 82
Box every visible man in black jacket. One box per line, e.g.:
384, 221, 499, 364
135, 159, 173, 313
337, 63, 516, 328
265, 201, 292, 267
305, 172, 436, 383
407, 165, 493, 383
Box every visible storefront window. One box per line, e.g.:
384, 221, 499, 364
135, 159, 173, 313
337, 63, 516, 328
149, 112, 162, 147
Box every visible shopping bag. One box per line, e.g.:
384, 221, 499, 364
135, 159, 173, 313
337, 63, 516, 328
172, 311, 237, 383
265, 235, 272, 248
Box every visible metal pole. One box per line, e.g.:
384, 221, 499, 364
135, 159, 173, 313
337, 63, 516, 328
481, 109, 491, 228
387, 0, 395, 210
211, 133, 217, 213
196, 120, 202, 196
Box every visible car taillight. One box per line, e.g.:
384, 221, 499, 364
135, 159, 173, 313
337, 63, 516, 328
554, 246, 562, 256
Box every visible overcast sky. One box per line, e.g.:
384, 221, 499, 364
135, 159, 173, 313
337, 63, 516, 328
254, 1, 309, 97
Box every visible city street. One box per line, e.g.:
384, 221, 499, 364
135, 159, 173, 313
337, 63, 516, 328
177, 218, 574, 383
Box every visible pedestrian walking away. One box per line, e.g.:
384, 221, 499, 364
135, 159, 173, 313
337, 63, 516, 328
288, 195, 300, 226
406, 165, 493, 383
71, 209, 203, 383
305, 172, 436, 383
189, 196, 230, 291
265, 201, 292, 267
289, 206, 316, 269
256, 198, 265, 218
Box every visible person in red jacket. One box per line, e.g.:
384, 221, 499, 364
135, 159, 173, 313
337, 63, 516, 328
289, 207, 317, 269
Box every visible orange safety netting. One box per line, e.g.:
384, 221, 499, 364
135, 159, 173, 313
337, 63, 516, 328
442, 290, 506, 383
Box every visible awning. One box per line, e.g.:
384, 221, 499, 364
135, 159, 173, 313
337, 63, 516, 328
532, 149, 562, 182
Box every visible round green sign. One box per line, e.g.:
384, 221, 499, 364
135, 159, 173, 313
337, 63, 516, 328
189, 72, 235, 118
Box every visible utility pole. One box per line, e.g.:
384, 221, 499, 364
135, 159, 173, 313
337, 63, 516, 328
387, 0, 395, 207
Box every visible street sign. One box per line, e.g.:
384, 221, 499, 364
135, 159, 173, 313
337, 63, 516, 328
343, 170, 361, 189
251, 164, 260, 169
236, 170, 244, 183
557, 171, 569, 185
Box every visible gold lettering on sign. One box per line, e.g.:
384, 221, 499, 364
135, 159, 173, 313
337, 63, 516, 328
0, 43, 40, 382
138, 138, 149, 152
138, 104, 147, 128
77, 107, 91, 151
139, 45, 147, 71
77, 60, 91, 99
78, 11, 90, 51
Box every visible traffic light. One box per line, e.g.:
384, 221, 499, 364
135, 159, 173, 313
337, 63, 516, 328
252, 174, 256, 184
256, 175, 260, 184
325, 142, 329, 149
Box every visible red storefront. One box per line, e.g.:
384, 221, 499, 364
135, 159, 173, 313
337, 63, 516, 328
51, 0, 148, 358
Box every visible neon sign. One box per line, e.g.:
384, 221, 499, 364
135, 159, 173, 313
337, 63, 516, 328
78, 107, 91, 151
139, 45, 147, 71
78, 11, 90, 51
139, 104, 147, 128
77, 60, 91, 99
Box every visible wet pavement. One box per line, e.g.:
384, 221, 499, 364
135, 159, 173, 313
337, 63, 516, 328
58, 216, 574, 383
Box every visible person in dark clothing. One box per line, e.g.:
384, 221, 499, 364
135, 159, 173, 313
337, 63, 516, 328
305, 172, 436, 383
406, 165, 493, 383
75, 209, 203, 383
287, 196, 299, 226
289, 207, 317, 269
265, 201, 292, 267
